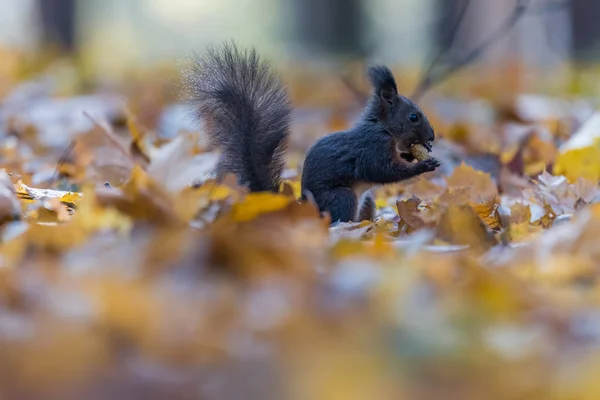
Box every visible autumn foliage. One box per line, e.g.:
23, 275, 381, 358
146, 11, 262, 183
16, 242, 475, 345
1, 48, 600, 400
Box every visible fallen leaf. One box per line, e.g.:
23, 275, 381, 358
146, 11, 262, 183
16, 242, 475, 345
228, 192, 293, 223
437, 204, 497, 252
396, 197, 428, 232
471, 200, 502, 230
125, 107, 151, 165
446, 162, 498, 202
403, 177, 445, 202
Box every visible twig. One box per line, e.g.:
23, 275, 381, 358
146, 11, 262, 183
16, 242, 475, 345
50, 140, 76, 184
415, 0, 473, 98
339, 73, 368, 104
413, 0, 534, 100
83, 111, 136, 169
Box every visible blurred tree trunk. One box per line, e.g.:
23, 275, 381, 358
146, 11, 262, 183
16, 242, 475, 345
435, 0, 463, 52
39, 0, 76, 53
290, 0, 367, 58
570, 0, 600, 63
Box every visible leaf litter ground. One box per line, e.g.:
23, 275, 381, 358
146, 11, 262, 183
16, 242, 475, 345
1, 55, 600, 399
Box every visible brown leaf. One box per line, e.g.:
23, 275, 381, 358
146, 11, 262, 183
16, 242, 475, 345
438, 187, 471, 206
396, 197, 428, 231
523, 134, 556, 176
437, 204, 497, 253
446, 163, 498, 203
509, 203, 532, 225
403, 177, 445, 202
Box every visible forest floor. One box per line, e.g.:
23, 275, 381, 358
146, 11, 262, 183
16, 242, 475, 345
1, 49, 600, 399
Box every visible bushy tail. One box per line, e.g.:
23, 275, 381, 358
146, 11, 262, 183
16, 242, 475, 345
182, 42, 291, 192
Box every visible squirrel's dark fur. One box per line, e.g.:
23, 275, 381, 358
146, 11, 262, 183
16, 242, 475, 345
184, 43, 440, 223
183, 42, 291, 192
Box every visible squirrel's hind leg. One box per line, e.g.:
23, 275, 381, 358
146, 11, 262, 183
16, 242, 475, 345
317, 187, 357, 224
357, 192, 376, 222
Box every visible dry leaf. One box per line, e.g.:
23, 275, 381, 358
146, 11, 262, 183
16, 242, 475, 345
446, 162, 498, 202
228, 192, 293, 223
396, 197, 428, 232
437, 204, 497, 252
3, 42, 600, 400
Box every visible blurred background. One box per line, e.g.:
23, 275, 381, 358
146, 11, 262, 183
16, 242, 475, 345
3, 3, 600, 399
0, 0, 592, 78
0, 0, 595, 168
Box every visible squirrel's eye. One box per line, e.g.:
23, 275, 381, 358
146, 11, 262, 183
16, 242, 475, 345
409, 113, 419, 123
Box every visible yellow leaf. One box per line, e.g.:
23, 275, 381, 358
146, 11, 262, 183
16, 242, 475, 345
174, 183, 236, 221
70, 185, 133, 234
507, 221, 543, 242
195, 181, 237, 203
470, 199, 501, 230
375, 197, 387, 209
229, 192, 293, 222
59, 191, 84, 206
524, 160, 548, 176
281, 180, 302, 199
554, 140, 600, 183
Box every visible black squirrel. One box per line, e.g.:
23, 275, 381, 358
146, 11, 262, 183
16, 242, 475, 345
184, 43, 440, 223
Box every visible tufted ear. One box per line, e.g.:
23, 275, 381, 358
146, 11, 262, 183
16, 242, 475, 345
367, 65, 398, 113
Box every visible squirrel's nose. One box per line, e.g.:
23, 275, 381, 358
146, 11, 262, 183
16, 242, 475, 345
428, 130, 435, 143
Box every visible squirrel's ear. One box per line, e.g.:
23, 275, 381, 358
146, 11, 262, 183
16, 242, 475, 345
368, 65, 398, 108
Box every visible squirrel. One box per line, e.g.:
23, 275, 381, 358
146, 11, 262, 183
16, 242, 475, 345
183, 42, 440, 224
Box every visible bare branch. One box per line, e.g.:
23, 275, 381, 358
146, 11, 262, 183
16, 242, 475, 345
336, 0, 566, 103
413, 0, 536, 101
414, 0, 473, 98
339, 72, 368, 104
50, 140, 76, 185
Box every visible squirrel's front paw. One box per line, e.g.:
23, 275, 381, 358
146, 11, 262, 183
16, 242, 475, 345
419, 157, 440, 172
